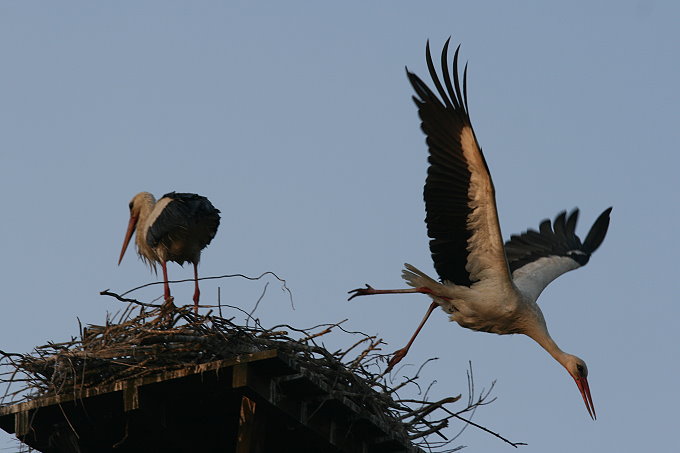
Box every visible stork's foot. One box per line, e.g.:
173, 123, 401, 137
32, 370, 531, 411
161, 296, 176, 316
386, 347, 409, 373
347, 284, 376, 301
162, 296, 175, 307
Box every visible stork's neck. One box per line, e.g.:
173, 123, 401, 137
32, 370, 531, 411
525, 324, 570, 370
133, 192, 157, 242
135, 193, 156, 222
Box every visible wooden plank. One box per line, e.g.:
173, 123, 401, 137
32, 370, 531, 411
232, 363, 249, 389
236, 396, 265, 453
0, 349, 281, 417
123, 381, 140, 412
15, 410, 29, 437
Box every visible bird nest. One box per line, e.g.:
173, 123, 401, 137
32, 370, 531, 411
0, 287, 522, 451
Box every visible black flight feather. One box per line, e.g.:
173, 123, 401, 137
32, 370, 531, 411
504, 208, 612, 274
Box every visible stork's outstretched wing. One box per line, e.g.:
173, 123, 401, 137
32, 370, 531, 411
407, 39, 510, 287
506, 207, 612, 301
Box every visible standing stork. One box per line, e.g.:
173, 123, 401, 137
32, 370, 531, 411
349, 40, 611, 419
118, 192, 220, 312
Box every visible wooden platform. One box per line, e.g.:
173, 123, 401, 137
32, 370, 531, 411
0, 349, 422, 452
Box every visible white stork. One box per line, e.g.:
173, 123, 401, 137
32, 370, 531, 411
118, 191, 220, 312
349, 40, 611, 419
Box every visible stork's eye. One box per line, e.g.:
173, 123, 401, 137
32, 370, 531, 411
576, 364, 585, 375
129, 201, 134, 211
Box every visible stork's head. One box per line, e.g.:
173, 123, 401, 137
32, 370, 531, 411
563, 354, 596, 420
118, 192, 155, 265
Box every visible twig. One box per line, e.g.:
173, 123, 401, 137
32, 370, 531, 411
117, 271, 294, 309
99, 290, 161, 308
443, 410, 526, 448
247, 281, 269, 325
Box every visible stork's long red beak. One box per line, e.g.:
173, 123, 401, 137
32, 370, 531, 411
118, 215, 138, 265
574, 375, 596, 420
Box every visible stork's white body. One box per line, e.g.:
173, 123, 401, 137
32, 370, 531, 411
403, 264, 525, 335
349, 40, 611, 419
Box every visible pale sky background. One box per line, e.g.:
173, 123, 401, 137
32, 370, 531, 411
1, 2, 678, 452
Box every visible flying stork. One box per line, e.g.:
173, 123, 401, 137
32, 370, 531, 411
349, 40, 611, 419
118, 192, 220, 312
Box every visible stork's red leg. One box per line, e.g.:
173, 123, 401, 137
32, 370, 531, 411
192, 262, 200, 313
386, 301, 438, 372
348, 285, 449, 301
160, 260, 171, 301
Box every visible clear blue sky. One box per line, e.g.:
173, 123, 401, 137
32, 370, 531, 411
1, 2, 678, 451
